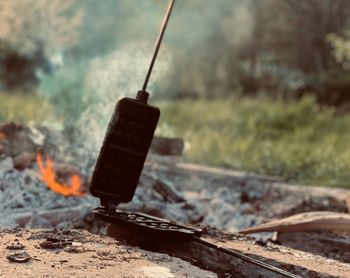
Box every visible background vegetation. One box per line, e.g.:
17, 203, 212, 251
1, 0, 350, 188
157, 96, 350, 187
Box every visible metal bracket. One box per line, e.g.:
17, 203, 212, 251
93, 207, 202, 238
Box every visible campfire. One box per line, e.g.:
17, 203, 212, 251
36, 153, 84, 197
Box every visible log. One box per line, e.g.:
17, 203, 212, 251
144, 172, 186, 203
150, 136, 184, 156
104, 220, 350, 278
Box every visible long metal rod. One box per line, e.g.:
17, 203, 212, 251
142, 0, 175, 91
195, 238, 302, 278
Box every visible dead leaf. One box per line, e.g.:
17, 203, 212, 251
240, 211, 350, 234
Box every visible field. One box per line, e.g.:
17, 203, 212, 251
0, 92, 53, 124
156, 96, 350, 188
1, 92, 350, 188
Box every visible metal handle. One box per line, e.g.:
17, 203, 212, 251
142, 0, 176, 92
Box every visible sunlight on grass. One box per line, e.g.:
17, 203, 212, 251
0, 92, 53, 124
156, 96, 350, 188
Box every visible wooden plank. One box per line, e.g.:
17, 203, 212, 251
103, 219, 350, 278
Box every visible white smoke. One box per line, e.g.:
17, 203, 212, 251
77, 42, 171, 155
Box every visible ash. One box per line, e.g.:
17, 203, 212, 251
0, 157, 97, 228
0, 122, 98, 228
121, 157, 348, 234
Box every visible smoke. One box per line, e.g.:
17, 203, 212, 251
155, 0, 255, 98
220, 3, 254, 48
38, 0, 254, 165
76, 43, 171, 156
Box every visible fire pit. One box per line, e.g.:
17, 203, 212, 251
1, 121, 350, 277
0, 122, 97, 228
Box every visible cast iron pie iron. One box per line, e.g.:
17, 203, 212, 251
89, 2, 300, 276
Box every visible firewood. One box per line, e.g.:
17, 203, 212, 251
153, 178, 186, 203
240, 211, 350, 234
13, 151, 36, 170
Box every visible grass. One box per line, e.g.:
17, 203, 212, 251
0, 92, 53, 125
155, 96, 350, 188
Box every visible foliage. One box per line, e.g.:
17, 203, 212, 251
156, 96, 350, 188
0, 0, 83, 91
158, 0, 350, 102
2, 0, 350, 104
315, 73, 350, 105
328, 33, 350, 70
0, 0, 82, 56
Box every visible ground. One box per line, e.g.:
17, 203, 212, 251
0, 229, 216, 278
1, 228, 350, 278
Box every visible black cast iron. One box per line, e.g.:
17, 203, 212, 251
90, 92, 160, 205
93, 207, 202, 238
89, 0, 175, 207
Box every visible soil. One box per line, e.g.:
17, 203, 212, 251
207, 235, 350, 278
0, 228, 217, 278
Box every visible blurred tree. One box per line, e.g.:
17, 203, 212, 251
160, 0, 350, 101
252, 0, 350, 74
0, 0, 82, 56
328, 33, 350, 70
159, 0, 248, 99
0, 0, 83, 91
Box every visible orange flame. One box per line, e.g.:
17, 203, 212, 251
36, 153, 85, 197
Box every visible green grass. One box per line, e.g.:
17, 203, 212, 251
1, 91, 350, 188
156, 96, 350, 188
0, 92, 53, 124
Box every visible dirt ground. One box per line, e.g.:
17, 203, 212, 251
0, 229, 217, 278
206, 235, 350, 278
